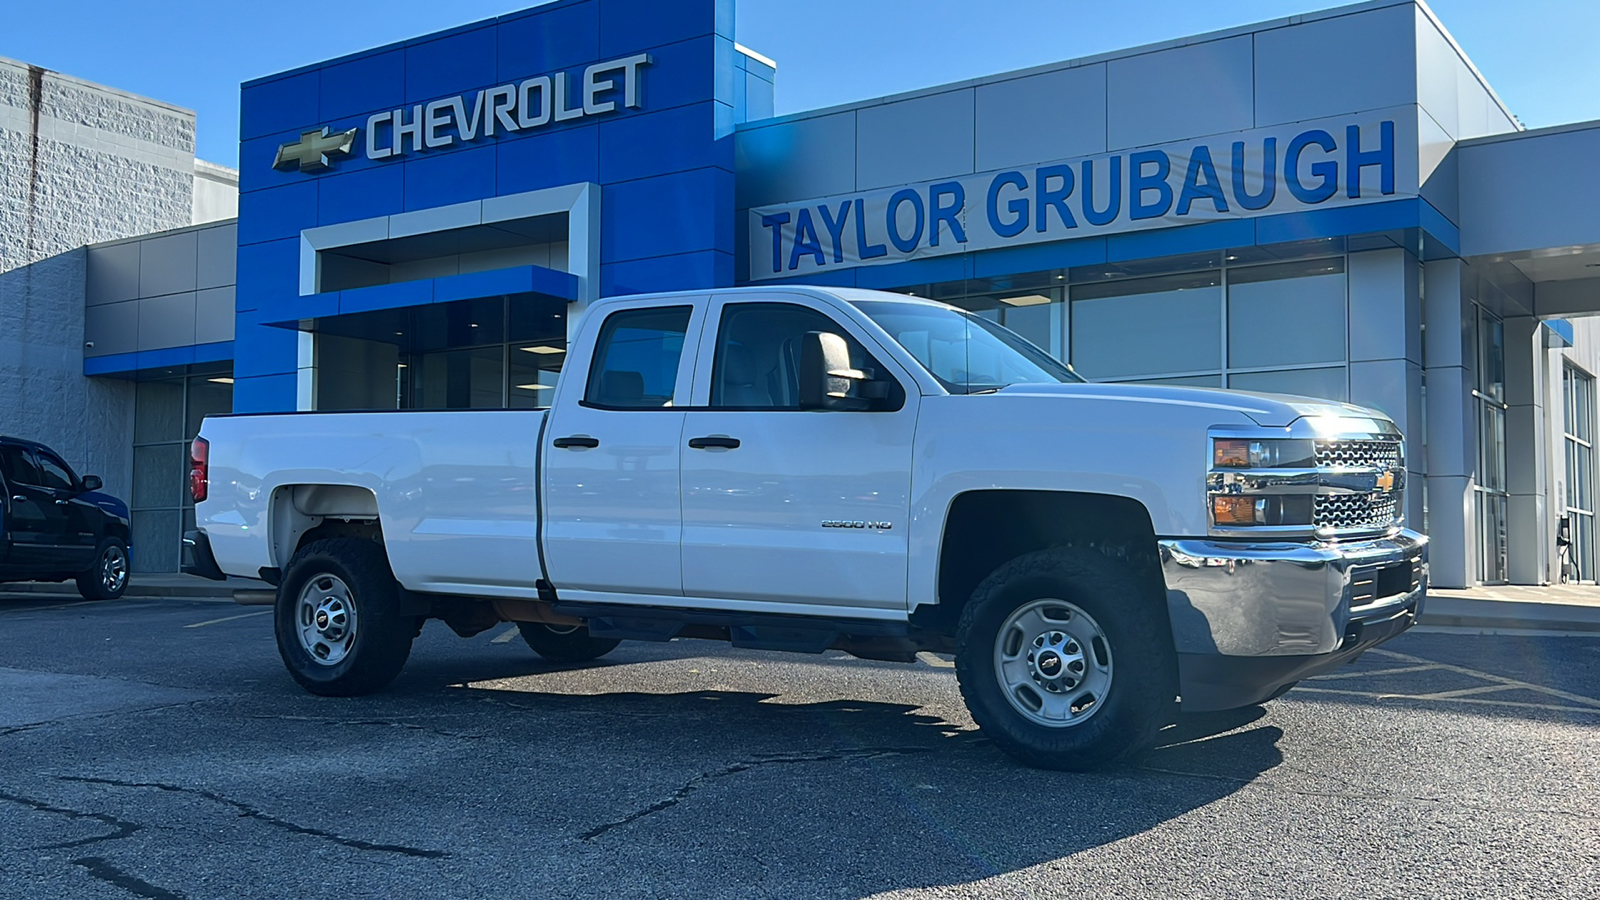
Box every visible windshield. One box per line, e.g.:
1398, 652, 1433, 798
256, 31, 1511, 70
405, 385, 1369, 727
851, 300, 1084, 393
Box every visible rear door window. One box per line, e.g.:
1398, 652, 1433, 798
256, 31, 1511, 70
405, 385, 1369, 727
583, 306, 694, 409
0, 446, 44, 487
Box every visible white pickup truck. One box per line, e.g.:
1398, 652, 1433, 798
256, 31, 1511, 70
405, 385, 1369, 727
184, 286, 1427, 770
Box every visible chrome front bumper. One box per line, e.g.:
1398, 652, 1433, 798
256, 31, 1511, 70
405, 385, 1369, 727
1159, 529, 1428, 659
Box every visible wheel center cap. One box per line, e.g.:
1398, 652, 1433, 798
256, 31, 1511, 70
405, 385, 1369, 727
1037, 651, 1062, 675
316, 610, 330, 629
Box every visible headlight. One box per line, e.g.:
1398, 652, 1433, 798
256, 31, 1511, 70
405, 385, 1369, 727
1212, 438, 1315, 469
1211, 494, 1314, 526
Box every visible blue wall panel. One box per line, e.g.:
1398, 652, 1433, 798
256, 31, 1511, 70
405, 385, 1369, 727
497, 1, 601, 81
598, 0, 731, 56
497, 125, 601, 195
405, 26, 499, 102
598, 102, 723, 183
602, 167, 733, 262
602, 250, 733, 295
237, 181, 320, 246
321, 49, 407, 121
240, 71, 319, 141
234, 239, 300, 313
402, 145, 498, 211
318, 164, 407, 225
232, 323, 300, 378
233, 374, 299, 414
631, 36, 731, 111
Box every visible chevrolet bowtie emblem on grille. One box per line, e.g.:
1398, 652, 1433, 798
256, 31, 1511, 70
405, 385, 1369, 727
273, 126, 358, 172
1375, 470, 1396, 493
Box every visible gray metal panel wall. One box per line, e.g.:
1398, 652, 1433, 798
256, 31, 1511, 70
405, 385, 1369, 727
1106, 35, 1255, 150
84, 218, 238, 356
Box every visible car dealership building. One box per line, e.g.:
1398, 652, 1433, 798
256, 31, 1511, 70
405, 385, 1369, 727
5, 0, 1600, 590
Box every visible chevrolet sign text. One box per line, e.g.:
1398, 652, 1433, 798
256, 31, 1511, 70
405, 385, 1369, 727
365, 53, 651, 161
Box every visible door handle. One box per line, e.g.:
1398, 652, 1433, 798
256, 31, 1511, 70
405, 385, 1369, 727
55, 499, 70, 505
10, 495, 25, 503
688, 436, 741, 450
552, 435, 600, 449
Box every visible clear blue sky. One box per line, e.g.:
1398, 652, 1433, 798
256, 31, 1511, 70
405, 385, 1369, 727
2, 0, 1592, 167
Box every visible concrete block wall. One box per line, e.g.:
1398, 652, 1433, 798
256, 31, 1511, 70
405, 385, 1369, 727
0, 57, 200, 502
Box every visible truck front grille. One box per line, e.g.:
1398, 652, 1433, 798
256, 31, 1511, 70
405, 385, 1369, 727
1315, 438, 1402, 470
1315, 491, 1399, 532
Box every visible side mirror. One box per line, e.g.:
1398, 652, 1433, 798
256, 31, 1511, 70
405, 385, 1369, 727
81, 475, 103, 492
799, 331, 872, 410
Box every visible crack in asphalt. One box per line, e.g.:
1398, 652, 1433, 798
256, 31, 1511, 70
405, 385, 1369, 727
72, 856, 186, 900
0, 698, 219, 742
0, 788, 144, 850
242, 714, 481, 740
57, 776, 451, 859
581, 747, 932, 841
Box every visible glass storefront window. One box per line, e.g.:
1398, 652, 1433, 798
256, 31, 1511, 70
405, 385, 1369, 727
1071, 272, 1222, 380
1474, 306, 1509, 584
131, 370, 233, 573
1563, 364, 1596, 582
1227, 258, 1347, 370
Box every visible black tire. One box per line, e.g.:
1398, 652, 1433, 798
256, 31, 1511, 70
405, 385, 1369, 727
954, 547, 1176, 771
76, 537, 129, 601
275, 538, 416, 697
517, 621, 620, 662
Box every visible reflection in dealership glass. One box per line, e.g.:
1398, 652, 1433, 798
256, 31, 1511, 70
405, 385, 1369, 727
851, 299, 1084, 393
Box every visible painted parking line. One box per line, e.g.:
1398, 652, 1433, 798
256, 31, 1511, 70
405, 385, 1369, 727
1371, 647, 1600, 708
184, 609, 271, 628
1295, 646, 1600, 716
490, 624, 521, 644
0, 600, 95, 613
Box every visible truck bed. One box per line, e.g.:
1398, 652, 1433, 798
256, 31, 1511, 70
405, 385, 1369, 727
198, 410, 548, 598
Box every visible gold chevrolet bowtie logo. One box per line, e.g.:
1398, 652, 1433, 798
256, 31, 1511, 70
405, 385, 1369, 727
273, 126, 358, 172
1376, 470, 1395, 493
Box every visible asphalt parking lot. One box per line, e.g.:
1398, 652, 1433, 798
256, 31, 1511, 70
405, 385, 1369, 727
2, 593, 1598, 899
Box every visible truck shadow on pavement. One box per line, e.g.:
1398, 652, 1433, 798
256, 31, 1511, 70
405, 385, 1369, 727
309, 662, 1287, 896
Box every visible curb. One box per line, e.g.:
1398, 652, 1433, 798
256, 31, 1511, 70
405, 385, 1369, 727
1418, 596, 1600, 633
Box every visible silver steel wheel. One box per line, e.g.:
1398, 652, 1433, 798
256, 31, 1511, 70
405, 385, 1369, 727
99, 544, 129, 593
994, 598, 1114, 728
296, 573, 358, 666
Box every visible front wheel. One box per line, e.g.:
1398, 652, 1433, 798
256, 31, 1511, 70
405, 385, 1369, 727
76, 538, 129, 601
955, 547, 1176, 771
275, 538, 416, 696
517, 621, 620, 662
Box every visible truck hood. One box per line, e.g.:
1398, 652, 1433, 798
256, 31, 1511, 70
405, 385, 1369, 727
993, 383, 1394, 430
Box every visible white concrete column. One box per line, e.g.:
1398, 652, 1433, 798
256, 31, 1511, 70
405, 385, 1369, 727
1504, 315, 1548, 584
1348, 249, 1426, 528
1422, 258, 1477, 588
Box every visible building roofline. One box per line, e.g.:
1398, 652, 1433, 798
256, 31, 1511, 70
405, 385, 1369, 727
86, 218, 238, 251
242, 0, 579, 88
0, 55, 193, 117
737, 0, 1519, 134
1458, 118, 1600, 148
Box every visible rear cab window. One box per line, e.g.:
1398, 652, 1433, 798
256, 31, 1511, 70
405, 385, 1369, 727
583, 306, 694, 409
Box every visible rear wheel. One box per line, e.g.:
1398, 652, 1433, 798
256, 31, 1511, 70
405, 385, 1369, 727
516, 621, 620, 662
955, 547, 1175, 771
275, 538, 416, 696
76, 538, 129, 601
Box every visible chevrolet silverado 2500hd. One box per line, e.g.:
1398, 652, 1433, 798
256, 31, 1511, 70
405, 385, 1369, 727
184, 286, 1427, 770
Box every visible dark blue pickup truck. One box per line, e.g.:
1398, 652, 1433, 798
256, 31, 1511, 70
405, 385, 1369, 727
0, 437, 132, 600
